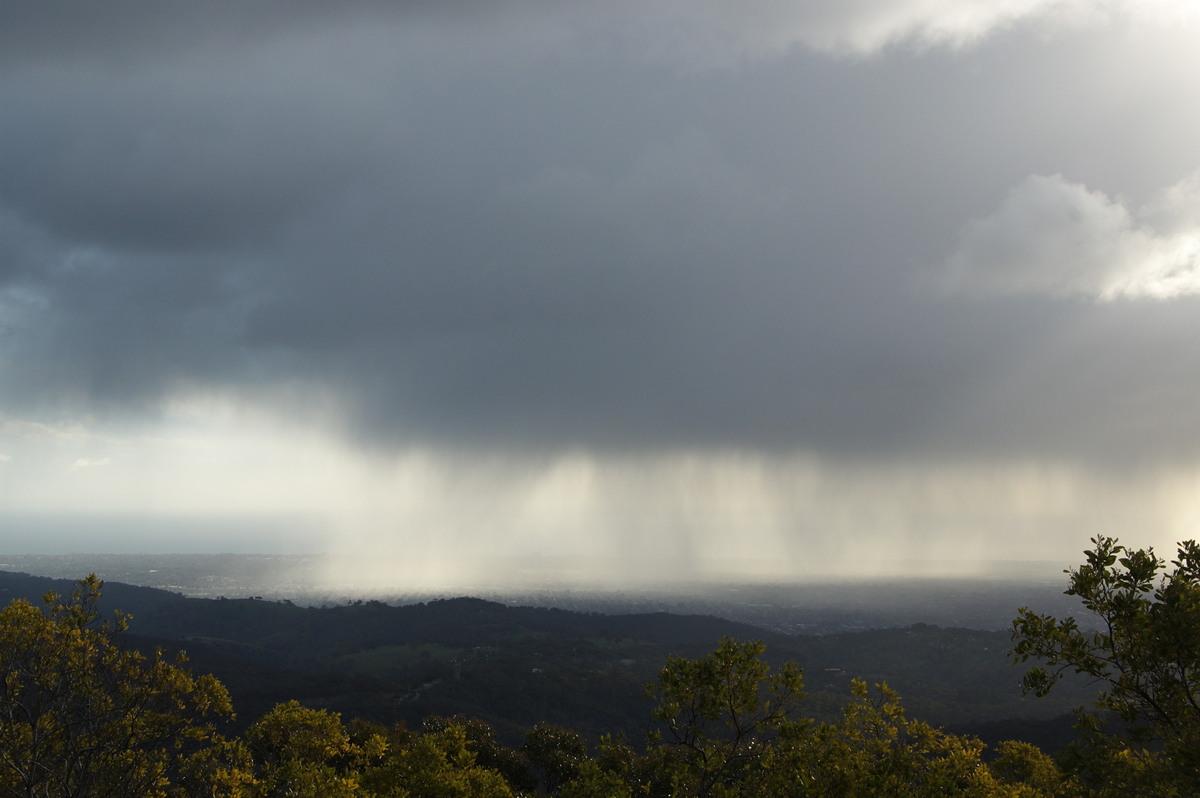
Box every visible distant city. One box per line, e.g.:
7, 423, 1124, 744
0, 552, 1085, 635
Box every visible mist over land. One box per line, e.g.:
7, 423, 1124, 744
0, 552, 1082, 636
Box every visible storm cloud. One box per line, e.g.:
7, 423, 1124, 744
3, 2, 1200, 568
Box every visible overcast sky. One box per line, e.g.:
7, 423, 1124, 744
3, 2, 1200, 582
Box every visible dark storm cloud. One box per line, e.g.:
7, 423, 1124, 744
4, 2, 1200, 468
0, 56, 386, 253
0, 1, 494, 70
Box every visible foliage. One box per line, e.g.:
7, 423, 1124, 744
555, 756, 633, 798
989, 740, 1085, 798
1012, 536, 1200, 796
0, 573, 1099, 797
556, 637, 1073, 798
176, 736, 257, 798
519, 722, 585, 793
0, 575, 232, 798
645, 636, 805, 796
360, 721, 515, 797
424, 715, 535, 793
0, 568, 1079, 747
760, 680, 1046, 797
244, 700, 385, 797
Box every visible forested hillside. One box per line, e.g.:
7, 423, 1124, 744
5, 537, 1196, 795
0, 569, 1085, 748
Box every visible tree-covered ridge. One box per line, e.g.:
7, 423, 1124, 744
0, 569, 1092, 748
4, 536, 1197, 795
0, 580, 1069, 797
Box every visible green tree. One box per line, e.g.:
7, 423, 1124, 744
645, 637, 806, 796
989, 741, 1084, 798
559, 733, 668, 798
176, 736, 257, 798
245, 700, 384, 797
0, 576, 232, 798
520, 722, 586, 795
578, 637, 1072, 798
360, 720, 515, 798
761, 680, 1055, 797
1012, 536, 1200, 796
423, 716, 534, 794
556, 756, 633, 798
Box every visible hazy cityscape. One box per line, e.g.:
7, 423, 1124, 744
0, 551, 1082, 635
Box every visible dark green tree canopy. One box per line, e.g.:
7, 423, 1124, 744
0, 576, 232, 798
1012, 536, 1200, 796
